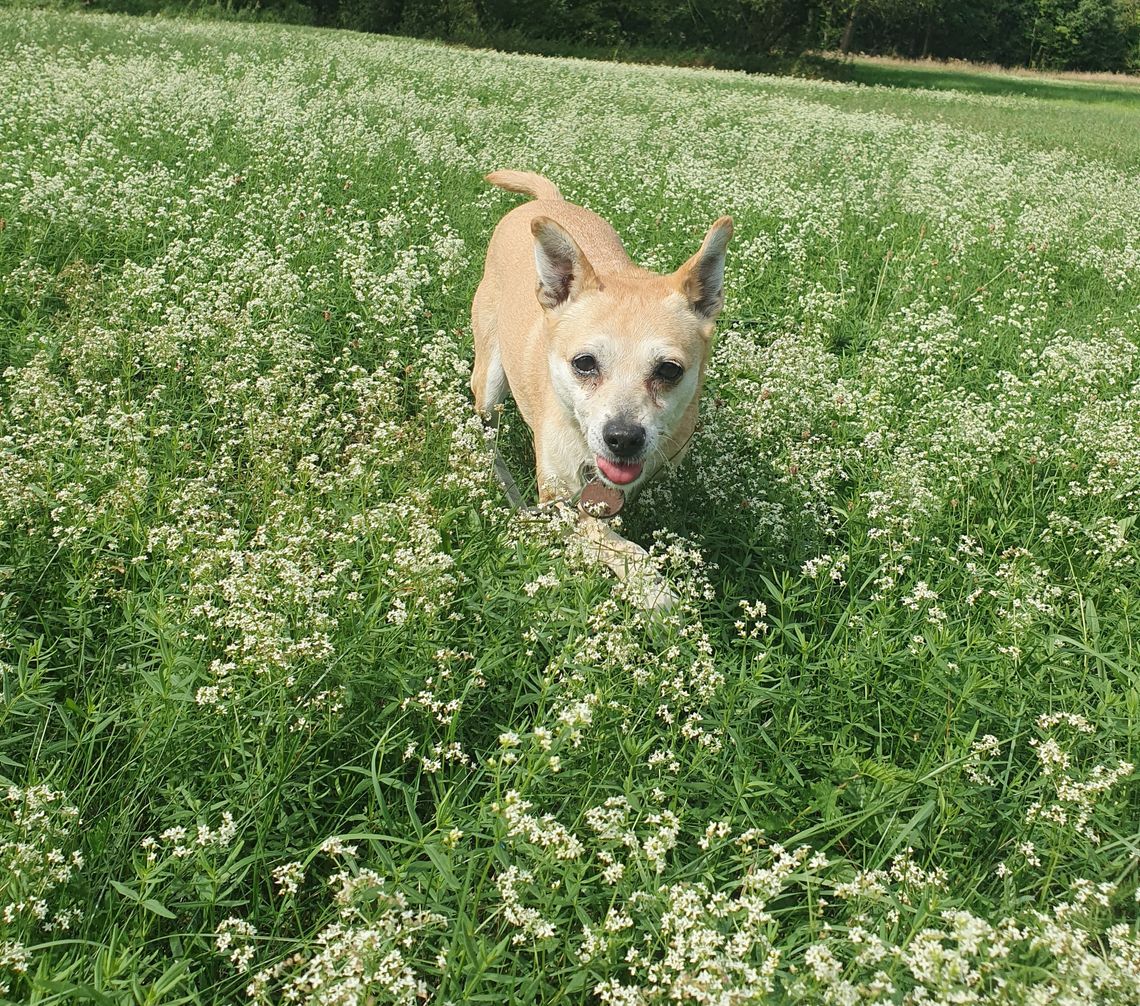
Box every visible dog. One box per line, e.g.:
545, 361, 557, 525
471, 170, 732, 608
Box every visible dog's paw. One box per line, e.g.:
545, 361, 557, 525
620, 566, 679, 614
576, 513, 681, 616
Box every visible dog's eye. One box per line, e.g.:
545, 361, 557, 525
571, 354, 598, 376
655, 361, 684, 383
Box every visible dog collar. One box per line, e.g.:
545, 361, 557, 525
577, 478, 624, 519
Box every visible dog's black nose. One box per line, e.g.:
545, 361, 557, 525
603, 417, 646, 458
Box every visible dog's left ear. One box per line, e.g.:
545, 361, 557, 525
673, 216, 733, 321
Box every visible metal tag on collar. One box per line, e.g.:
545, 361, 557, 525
577, 478, 624, 520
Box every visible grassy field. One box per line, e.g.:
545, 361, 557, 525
808, 53, 1140, 173
2, 10, 1139, 1004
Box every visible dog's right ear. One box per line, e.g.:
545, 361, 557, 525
531, 217, 598, 312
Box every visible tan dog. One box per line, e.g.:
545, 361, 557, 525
471, 170, 732, 606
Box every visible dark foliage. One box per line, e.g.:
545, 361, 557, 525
87, 0, 1140, 72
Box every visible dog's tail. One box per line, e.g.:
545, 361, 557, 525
485, 170, 563, 201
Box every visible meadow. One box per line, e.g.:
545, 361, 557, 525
1, 10, 1139, 1003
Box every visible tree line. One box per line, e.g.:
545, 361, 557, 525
103, 0, 1140, 72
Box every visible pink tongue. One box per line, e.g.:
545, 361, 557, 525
596, 455, 643, 485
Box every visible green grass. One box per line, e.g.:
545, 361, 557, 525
1, 10, 1139, 1004
782, 57, 1140, 172
825, 54, 1140, 102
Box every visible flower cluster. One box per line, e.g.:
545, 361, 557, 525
0, 785, 84, 993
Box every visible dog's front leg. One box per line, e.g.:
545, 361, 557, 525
575, 514, 679, 613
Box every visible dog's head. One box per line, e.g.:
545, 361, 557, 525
531, 214, 733, 490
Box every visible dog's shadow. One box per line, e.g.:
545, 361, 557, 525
625, 416, 820, 601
